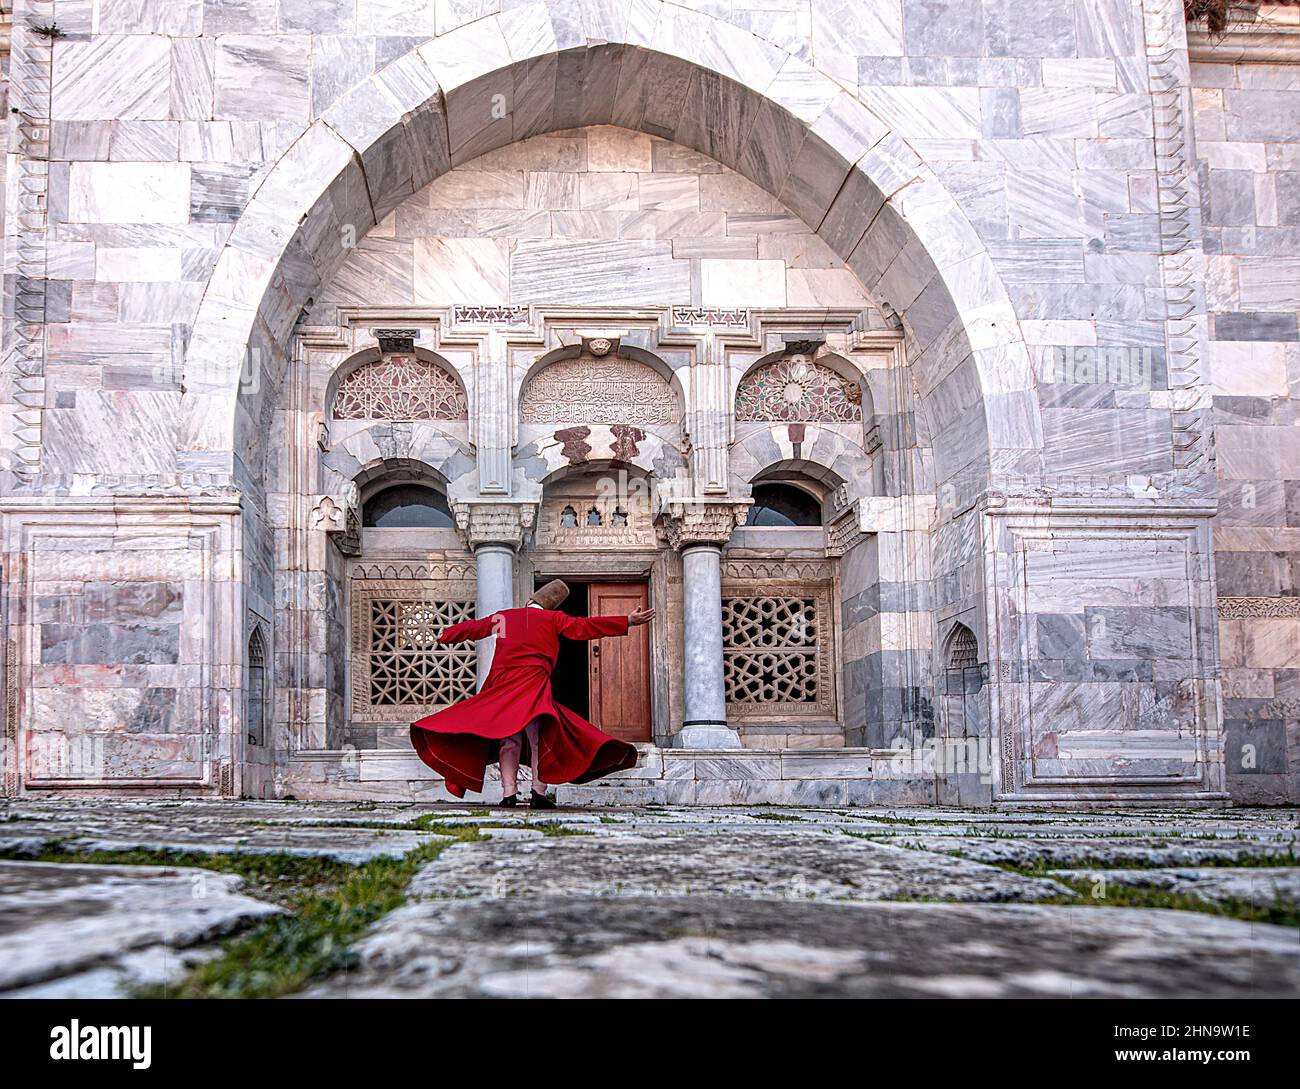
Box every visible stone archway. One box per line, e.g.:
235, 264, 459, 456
176, 3, 1054, 798
179, 3, 1042, 494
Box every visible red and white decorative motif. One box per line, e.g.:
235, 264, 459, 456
332, 355, 467, 421
673, 305, 750, 328
735, 355, 862, 422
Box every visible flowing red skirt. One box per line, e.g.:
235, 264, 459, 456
410, 662, 637, 798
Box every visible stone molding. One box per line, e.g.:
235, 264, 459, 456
654, 499, 752, 550
722, 559, 832, 581
3, 2, 56, 482
452, 500, 537, 550
824, 496, 936, 554
1141, 0, 1212, 475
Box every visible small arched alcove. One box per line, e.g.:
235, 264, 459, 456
246, 625, 268, 748
746, 482, 824, 528
941, 621, 986, 742
362, 483, 455, 529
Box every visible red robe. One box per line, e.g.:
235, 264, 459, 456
409, 606, 639, 797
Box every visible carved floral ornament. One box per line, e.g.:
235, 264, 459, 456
332, 354, 467, 421
735, 354, 863, 423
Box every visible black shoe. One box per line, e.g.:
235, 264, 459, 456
497, 794, 518, 808
530, 789, 557, 810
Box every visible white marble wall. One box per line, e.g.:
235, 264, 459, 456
1192, 36, 1300, 804
0, 0, 1256, 805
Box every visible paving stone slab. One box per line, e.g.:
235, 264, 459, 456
0, 805, 449, 863
880, 834, 1300, 868
409, 830, 1074, 902
302, 896, 1300, 999
0, 861, 283, 994
1051, 867, 1300, 910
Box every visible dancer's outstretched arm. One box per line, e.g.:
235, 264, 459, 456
437, 614, 499, 644
557, 607, 655, 641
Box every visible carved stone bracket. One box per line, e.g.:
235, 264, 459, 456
311, 494, 360, 555
825, 503, 866, 558
452, 500, 538, 550
654, 498, 752, 550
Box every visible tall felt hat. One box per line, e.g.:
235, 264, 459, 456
529, 579, 570, 610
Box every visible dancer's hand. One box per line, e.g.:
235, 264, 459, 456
628, 607, 656, 626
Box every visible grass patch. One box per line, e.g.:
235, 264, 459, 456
0, 842, 354, 907
4, 817, 593, 999
846, 832, 1300, 928
1031, 872, 1300, 930
990, 851, 1300, 872
137, 828, 488, 999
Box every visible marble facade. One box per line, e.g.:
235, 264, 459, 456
0, 1, 1295, 807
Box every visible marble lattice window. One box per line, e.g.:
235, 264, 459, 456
354, 597, 477, 718
332, 354, 467, 421
723, 595, 822, 708
735, 355, 863, 422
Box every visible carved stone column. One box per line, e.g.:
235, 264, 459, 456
656, 499, 751, 749
452, 500, 537, 685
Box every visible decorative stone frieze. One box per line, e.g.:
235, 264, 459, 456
534, 495, 657, 550
723, 559, 832, 581
1217, 597, 1300, 619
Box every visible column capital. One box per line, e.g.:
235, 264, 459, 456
654, 498, 751, 550
452, 499, 537, 551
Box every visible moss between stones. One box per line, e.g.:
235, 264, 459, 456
848, 834, 1300, 928
1021, 872, 1300, 931
0, 820, 588, 999
0, 842, 357, 907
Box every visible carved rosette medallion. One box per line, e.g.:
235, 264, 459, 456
736, 355, 863, 423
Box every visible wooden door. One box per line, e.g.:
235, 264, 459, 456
587, 582, 651, 742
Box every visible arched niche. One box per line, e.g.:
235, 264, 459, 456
182, 12, 1045, 502
732, 350, 874, 427
518, 344, 684, 433
532, 460, 658, 552
325, 346, 469, 425
351, 457, 464, 552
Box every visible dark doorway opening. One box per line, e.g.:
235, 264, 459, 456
545, 580, 590, 718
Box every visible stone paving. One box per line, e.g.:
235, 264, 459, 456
1, 800, 1297, 998
0, 860, 282, 998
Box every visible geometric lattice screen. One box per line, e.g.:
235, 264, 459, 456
359, 598, 476, 714
332, 354, 467, 421
722, 596, 821, 706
